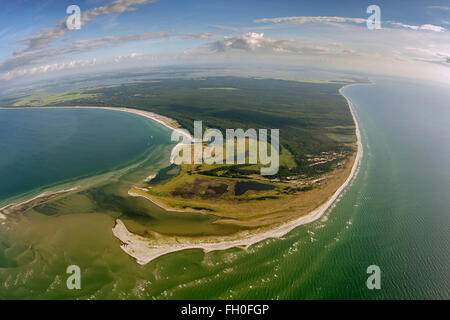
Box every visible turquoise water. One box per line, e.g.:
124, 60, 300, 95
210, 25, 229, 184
0, 108, 172, 204
0, 78, 449, 299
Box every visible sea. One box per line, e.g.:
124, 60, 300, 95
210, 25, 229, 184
0, 78, 448, 299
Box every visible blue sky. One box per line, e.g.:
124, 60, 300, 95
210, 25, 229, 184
0, 0, 449, 84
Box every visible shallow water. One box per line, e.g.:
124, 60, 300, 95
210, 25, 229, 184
0, 78, 449, 299
0, 108, 170, 205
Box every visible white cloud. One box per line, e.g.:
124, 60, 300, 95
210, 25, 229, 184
1, 30, 219, 80
212, 32, 267, 51
254, 15, 446, 33
4, 51, 147, 80
0, 31, 169, 74
14, 0, 157, 56
419, 24, 446, 32
381, 22, 445, 32
390, 22, 419, 30
406, 46, 450, 63
209, 32, 347, 56
114, 52, 142, 63
4, 58, 98, 80
254, 16, 367, 25
0, 0, 158, 79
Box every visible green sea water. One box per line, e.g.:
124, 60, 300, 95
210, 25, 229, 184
0, 78, 449, 299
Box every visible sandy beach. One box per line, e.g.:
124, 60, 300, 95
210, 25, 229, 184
70, 106, 194, 142
0, 187, 79, 218
110, 90, 363, 265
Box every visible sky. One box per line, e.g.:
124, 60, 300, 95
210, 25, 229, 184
0, 0, 450, 85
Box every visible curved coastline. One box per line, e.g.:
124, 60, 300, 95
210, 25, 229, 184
110, 89, 364, 265
0, 106, 183, 218
1, 96, 363, 264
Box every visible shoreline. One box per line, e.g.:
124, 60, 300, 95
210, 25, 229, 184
1, 97, 363, 264
128, 189, 186, 212
112, 89, 363, 265
0, 105, 189, 220
0, 187, 79, 218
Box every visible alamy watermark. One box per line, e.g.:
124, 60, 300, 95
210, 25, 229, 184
366, 265, 381, 290
171, 121, 280, 175
66, 265, 81, 290
367, 5, 381, 30
66, 5, 81, 30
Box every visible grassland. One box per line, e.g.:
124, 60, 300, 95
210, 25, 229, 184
12, 89, 100, 107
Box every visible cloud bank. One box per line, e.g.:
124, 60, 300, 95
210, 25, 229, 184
209, 32, 341, 55
254, 15, 446, 33
15, 0, 157, 56
254, 16, 367, 25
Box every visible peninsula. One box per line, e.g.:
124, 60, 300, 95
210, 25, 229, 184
4, 77, 362, 265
